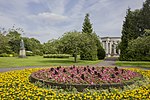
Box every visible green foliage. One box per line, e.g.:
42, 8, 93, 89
0, 53, 17, 57
144, 29, 150, 36
97, 46, 106, 60
80, 13, 105, 60
0, 53, 10, 57
26, 51, 35, 56
43, 39, 59, 54
43, 54, 70, 58
119, 9, 141, 60
80, 33, 98, 60
6, 30, 21, 53
0, 33, 12, 54
59, 31, 82, 62
126, 36, 150, 61
82, 13, 93, 34
140, 0, 150, 32
23, 37, 43, 55
92, 32, 106, 60
119, 0, 150, 61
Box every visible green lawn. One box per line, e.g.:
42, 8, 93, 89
0, 56, 102, 68
116, 61, 150, 68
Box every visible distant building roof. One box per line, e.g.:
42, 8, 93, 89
100, 37, 121, 39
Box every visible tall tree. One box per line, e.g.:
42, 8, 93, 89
119, 0, 150, 60
81, 13, 98, 60
140, 0, 150, 34
119, 8, 132, 60
82, 13, 93, 34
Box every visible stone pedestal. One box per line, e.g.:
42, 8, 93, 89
19, 49, 26, 58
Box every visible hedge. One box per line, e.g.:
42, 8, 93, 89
43, 54, 71, 58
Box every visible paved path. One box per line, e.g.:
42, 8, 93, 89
0, 57, 149, 72
94, 57, 117, 67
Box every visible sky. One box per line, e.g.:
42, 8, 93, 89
0, 0, 145, 43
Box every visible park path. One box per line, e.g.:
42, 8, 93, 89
93, 57, 117, 67
0, 57, 149, 72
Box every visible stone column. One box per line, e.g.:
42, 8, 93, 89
106, 41, 108, 54
114, 43, 117, 55
110, 41, 112, 56
118, 49, 120, 55
108, 42, 111, 57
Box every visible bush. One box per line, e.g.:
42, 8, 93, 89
126, 36, 150, 61
0, 53, 12, 57
43, 54, 71, 58
33, 50, 43, 56
26, 51, 35, 56
97, 46, 106, 60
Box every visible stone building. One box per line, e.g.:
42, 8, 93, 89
100, 37, 121, 57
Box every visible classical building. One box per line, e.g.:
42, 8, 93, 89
100, 37, 121, 57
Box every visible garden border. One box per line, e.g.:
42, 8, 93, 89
29, 72, 143, 92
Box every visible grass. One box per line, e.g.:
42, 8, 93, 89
0, 56, 102, 68
116, 61, 150, 68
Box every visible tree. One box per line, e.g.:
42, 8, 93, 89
82, 13, 93, 34
92, 32, 105, 60
23, 37, 43, 55
60, 31, 82, 62
140, 0, 150, 34
6, 30, 21, 54
0, 33, 11, 54
119, 8, 141, 60
126, 36, 150, 61
119, 0, 150, 60
81, 13, 98, 60
43, 39, 59, 54
80, 33, 97, 60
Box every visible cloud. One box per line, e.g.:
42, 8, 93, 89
28, 12, 67, 22
0, 0, 146, 43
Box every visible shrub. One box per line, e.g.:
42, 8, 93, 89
0, 53, 9, 57
43, 54, 71, 58
97, 46, 106, 60
26, 51, 35, 56
126, 36, 150, 61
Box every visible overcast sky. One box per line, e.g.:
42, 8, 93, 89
0, 0, 145, 43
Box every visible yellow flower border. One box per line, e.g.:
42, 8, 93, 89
0, 68, 150, 100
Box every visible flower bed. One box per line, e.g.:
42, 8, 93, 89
0, 68, 149, 99
30, 66, 142, 91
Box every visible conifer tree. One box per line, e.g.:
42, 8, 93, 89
82, 13, 93, 34
81, 13, 97, 60
140, 0, 150, 34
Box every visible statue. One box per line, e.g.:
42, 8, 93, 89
20, 39, 25, 50
19, 39, 26, 58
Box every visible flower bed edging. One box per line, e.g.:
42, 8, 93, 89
29, 66, 143, 91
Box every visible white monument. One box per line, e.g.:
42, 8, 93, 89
100, 37, 121, 57
19, 39, 26, 58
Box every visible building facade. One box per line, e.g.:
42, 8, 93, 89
100, 37, 121, 57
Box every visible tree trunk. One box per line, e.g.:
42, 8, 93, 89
74, 54, 77, 63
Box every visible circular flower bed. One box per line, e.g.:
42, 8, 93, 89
0, 68, 149, 99
30, 66, 142, 91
